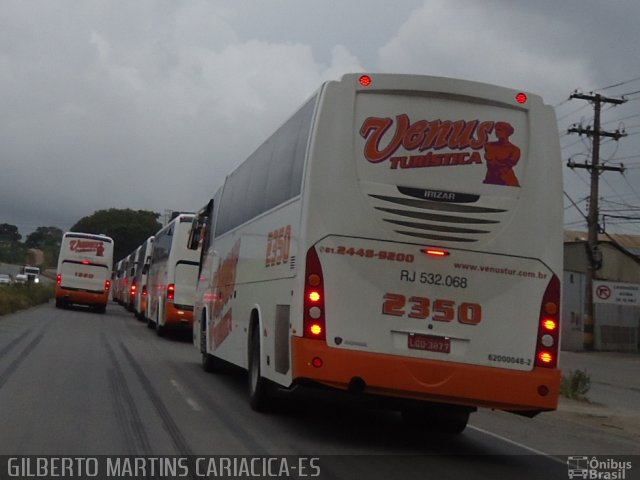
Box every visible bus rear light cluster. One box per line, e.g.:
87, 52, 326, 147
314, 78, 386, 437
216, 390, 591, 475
104, 280, 111, 292
142, 285, 147, 297
130, 284, 137, 297
167, 283, 175, 301
535, 275, 560, 368
304, 247, 326, 341
56, 274, 62, 286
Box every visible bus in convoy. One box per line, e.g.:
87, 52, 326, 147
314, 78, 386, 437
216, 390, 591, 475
55, 232, 114, 313
189, 73, 562, 433
125, 246, 143, 312
133, 236, 154, 321
120, 251, 136, 309
113, 257, 127, 304
112, 260, 121, 302
147, 214, 200, 336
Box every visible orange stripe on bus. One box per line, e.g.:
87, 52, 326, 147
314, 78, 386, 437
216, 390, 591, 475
164, 302, 194, 326
291, 336, 560, 412
56, 287, 108, 307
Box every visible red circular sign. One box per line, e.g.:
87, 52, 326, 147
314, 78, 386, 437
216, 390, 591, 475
596, 285, 612, 300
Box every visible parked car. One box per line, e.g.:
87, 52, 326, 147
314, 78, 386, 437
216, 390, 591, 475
0, 273, 12, 285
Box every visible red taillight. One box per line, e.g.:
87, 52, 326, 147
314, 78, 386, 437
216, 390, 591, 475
105, 280, 111, 291
516, 92, 528, 104
56, 274, 62, 285
82, 260, 90, 265
535, 275, 560, 368
130, 284, 137, 296
304, 247, 325, 340
359, 75, 372, 87
167, 284, 175, 301
142, 285, 147, 297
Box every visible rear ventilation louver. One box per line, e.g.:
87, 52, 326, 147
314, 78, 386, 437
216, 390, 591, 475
369, 193, 506, 244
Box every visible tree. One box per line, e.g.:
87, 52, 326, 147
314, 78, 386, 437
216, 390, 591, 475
70, 209, 162, 262
25, 226, 64, 268
25, 226, 63, 249
0, 223, 26, 264
0, 223, 21, 243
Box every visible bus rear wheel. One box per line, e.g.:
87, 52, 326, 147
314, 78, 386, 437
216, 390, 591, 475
201, 323, 222, 373
248, 328, 273, 412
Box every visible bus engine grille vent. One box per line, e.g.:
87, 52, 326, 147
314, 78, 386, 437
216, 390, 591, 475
368, 192, 507, 244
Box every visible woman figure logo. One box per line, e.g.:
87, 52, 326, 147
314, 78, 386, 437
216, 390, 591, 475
483, 122, 520, 187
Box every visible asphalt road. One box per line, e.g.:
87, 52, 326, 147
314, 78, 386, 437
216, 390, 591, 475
0, 303, 637, 480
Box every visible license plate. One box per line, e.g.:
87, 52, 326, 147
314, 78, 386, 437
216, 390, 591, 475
408, 333, 451, 354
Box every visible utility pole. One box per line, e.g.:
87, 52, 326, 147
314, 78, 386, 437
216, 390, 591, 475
566, 91, 626, 351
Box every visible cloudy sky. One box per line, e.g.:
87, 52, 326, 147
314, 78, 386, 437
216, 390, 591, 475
2, 0, 640, 238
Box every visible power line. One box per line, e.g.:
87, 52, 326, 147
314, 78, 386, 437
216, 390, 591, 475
595, 75, 640, 91
557, 103, 590, 121
563, 191, 589, 221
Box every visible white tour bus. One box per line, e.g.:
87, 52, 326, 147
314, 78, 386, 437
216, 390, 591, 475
190, 73, 562, 433
112, 259, 124, 303
147, 214, 200, 335
133, 236, 154, 320
56, 232, 114, 313
125, 247, 142, 312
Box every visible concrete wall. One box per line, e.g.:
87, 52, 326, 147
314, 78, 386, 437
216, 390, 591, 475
562, 242, 640, 352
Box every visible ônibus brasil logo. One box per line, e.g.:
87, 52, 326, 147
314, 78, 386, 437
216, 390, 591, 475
360, 114, 521, 187
567, 456, 633, 479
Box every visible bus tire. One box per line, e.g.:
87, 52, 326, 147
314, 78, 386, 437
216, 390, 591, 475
55, 298, 63, 309
202, 353, 221, 373
401, 406, 471, 435
248, 328, 272, 412
200, 320, 221, 373
95, 304, 106, 314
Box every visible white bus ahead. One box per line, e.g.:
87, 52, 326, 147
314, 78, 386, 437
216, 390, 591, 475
147, 214, 200, 335
191, 73, 562, 432
56, 232, 114, 313
133, 236, 154, 320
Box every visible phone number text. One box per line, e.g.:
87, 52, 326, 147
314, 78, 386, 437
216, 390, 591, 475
319, 246, 415, 263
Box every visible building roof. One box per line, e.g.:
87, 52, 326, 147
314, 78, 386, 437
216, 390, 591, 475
564, 230, 640, 259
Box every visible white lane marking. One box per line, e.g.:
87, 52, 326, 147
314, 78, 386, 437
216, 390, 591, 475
468, 425, 566, 465
170, 379, 202, 412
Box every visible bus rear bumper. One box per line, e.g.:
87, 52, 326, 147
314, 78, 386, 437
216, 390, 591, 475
55, 287, 108, 308
291, 337, 560, 413
164, 303, 194, 327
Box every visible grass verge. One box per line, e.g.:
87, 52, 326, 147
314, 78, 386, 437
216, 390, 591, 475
0, 283, 55, 316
